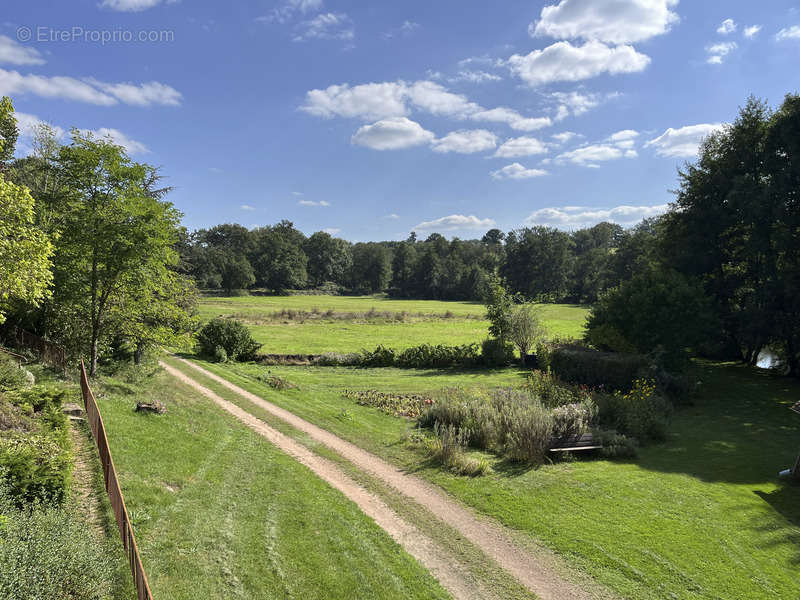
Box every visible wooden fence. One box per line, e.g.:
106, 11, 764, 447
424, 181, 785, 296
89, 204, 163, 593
2, 325, 67, 374
80, 360, 154, 600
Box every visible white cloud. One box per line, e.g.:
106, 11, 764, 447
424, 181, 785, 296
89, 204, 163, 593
743, 25, 762, 38
406, 80, 480, 118
491, 163, 548, 180
0, 35, 45, 65
294, 13, 354, 41
556, 143, 636, 167
100, 0, 172, 11
449, 70, 503, 84
301, 82, 408, 120
259, 0, 324, 24
322, 227, 341, 235
0, 69, 182, 106
494, 136, 548, 158
531, 0, 679, 44
550, 90, 617, 120
717, 19, 737, 35
385, 213, 400, 219
469, 107, 551, 131
301, 79, 549, 131
383, 20, 420, 39
608, 129, 639, 142
414, 214, 496, 231
706, 42, 737, 64
525, 204, 669, 228
298, 199, 331, 206
15, 113, 147, 155
776, 26, 800, 41
81, 127, 149, 154
508, 41, 650, 87
551, 131, 580, 144
645, 123, 725, 157
431, 129, 497, 154
240, 204, 257, 211
351, 117, 435, 150
88, 79, 183, 106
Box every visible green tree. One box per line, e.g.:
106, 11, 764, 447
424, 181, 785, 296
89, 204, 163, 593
484, 276, 516, 341
0, 96, 19, 164
52, 130, 183, 375
502, 226, 574, 301
508, 304, 547, 360
303, 231, 352, 287
218, 250, 255, 294
350, 243, 391, 293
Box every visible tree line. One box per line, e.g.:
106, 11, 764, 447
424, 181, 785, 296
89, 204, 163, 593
178, 218, 656, 304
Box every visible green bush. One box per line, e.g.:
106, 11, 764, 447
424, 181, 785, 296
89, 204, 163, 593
0, 386, 71, 504
524, 369, 590, 408
495, 390, 553, 463
196, 318, 261, 362
480, 338, 516, 367
359, 345, 396, 367
549, 345, 649, 391
397, 343, 480, 369
0, 484, 115, 600
0, 358, 29, 392
594, 379, 670, 443
312, 352, 361, 366
213, 345, 227, 363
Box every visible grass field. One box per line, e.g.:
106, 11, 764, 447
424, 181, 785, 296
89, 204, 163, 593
197, 294, 589, 353
178, 356, 800, 600
94, 364, 449, 599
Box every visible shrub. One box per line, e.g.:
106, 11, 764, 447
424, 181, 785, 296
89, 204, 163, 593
213, 345, 227, 363
480, 338, 516, 368
595, 379, 670, 443
551, 400, 597, 438
396, 343, 480, 369
549, 345, 649, 391
495, 390, 553, 463
0, 484, 115, 600
0, 359, 29, 392
594, 430, 638, 458
359, 345, 396, 367
524, 370, 590, 408
313, 352, 361, 366
196, 318, 261, 362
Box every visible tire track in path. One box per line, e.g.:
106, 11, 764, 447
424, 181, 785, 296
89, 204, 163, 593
165, 356, 599, 600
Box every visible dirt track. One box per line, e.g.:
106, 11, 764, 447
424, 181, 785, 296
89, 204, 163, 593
162, 357, 600, 600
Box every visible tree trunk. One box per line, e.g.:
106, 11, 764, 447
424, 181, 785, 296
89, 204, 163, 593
90, 332, 99, 377
134, 342, 145, 365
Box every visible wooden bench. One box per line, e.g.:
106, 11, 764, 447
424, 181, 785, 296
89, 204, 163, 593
549, 432, 602, 452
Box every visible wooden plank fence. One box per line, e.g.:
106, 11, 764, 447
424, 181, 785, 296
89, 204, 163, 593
80, 360, 154, 600
2, 325, 67, 375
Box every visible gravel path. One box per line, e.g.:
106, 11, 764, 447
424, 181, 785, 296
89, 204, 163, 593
163, 357, 597, 600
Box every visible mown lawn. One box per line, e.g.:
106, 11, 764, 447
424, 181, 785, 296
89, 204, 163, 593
94, 364, 449, 600
198, 294, 589, 353
183, 357, 800, 600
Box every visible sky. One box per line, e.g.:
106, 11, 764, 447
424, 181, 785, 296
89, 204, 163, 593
2, 1, 800, 241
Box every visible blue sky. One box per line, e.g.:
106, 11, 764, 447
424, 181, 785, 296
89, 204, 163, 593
3, 1, 800, 240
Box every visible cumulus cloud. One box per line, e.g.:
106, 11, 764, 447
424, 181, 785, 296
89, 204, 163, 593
431, 129, 497, 154
776, 26, 800, 41
491, 163, 548, 180
530, 0, 680, 44
413, 214, 496, 231
524, 204, 670, 228
469, 107, 551, 131
608, 129, 639, 142
717, 19, 737, 35
743, 25, 762, 38
508, 41, 650, 87
550, 90, 617, 120
301, 79, 550, 131
258, 0, 325, 24
298, 199, 331, 206
14, 112, 65, 140
351, 117, 435, 150
645, 123, 726, 157
0, 35, 45, 65
551, 131, 580, 144
494, 136, 549, 158
294, 13, 354, 42
556, 143, 636, 167
706, 42, 737, 64
0, 69, 182, 106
